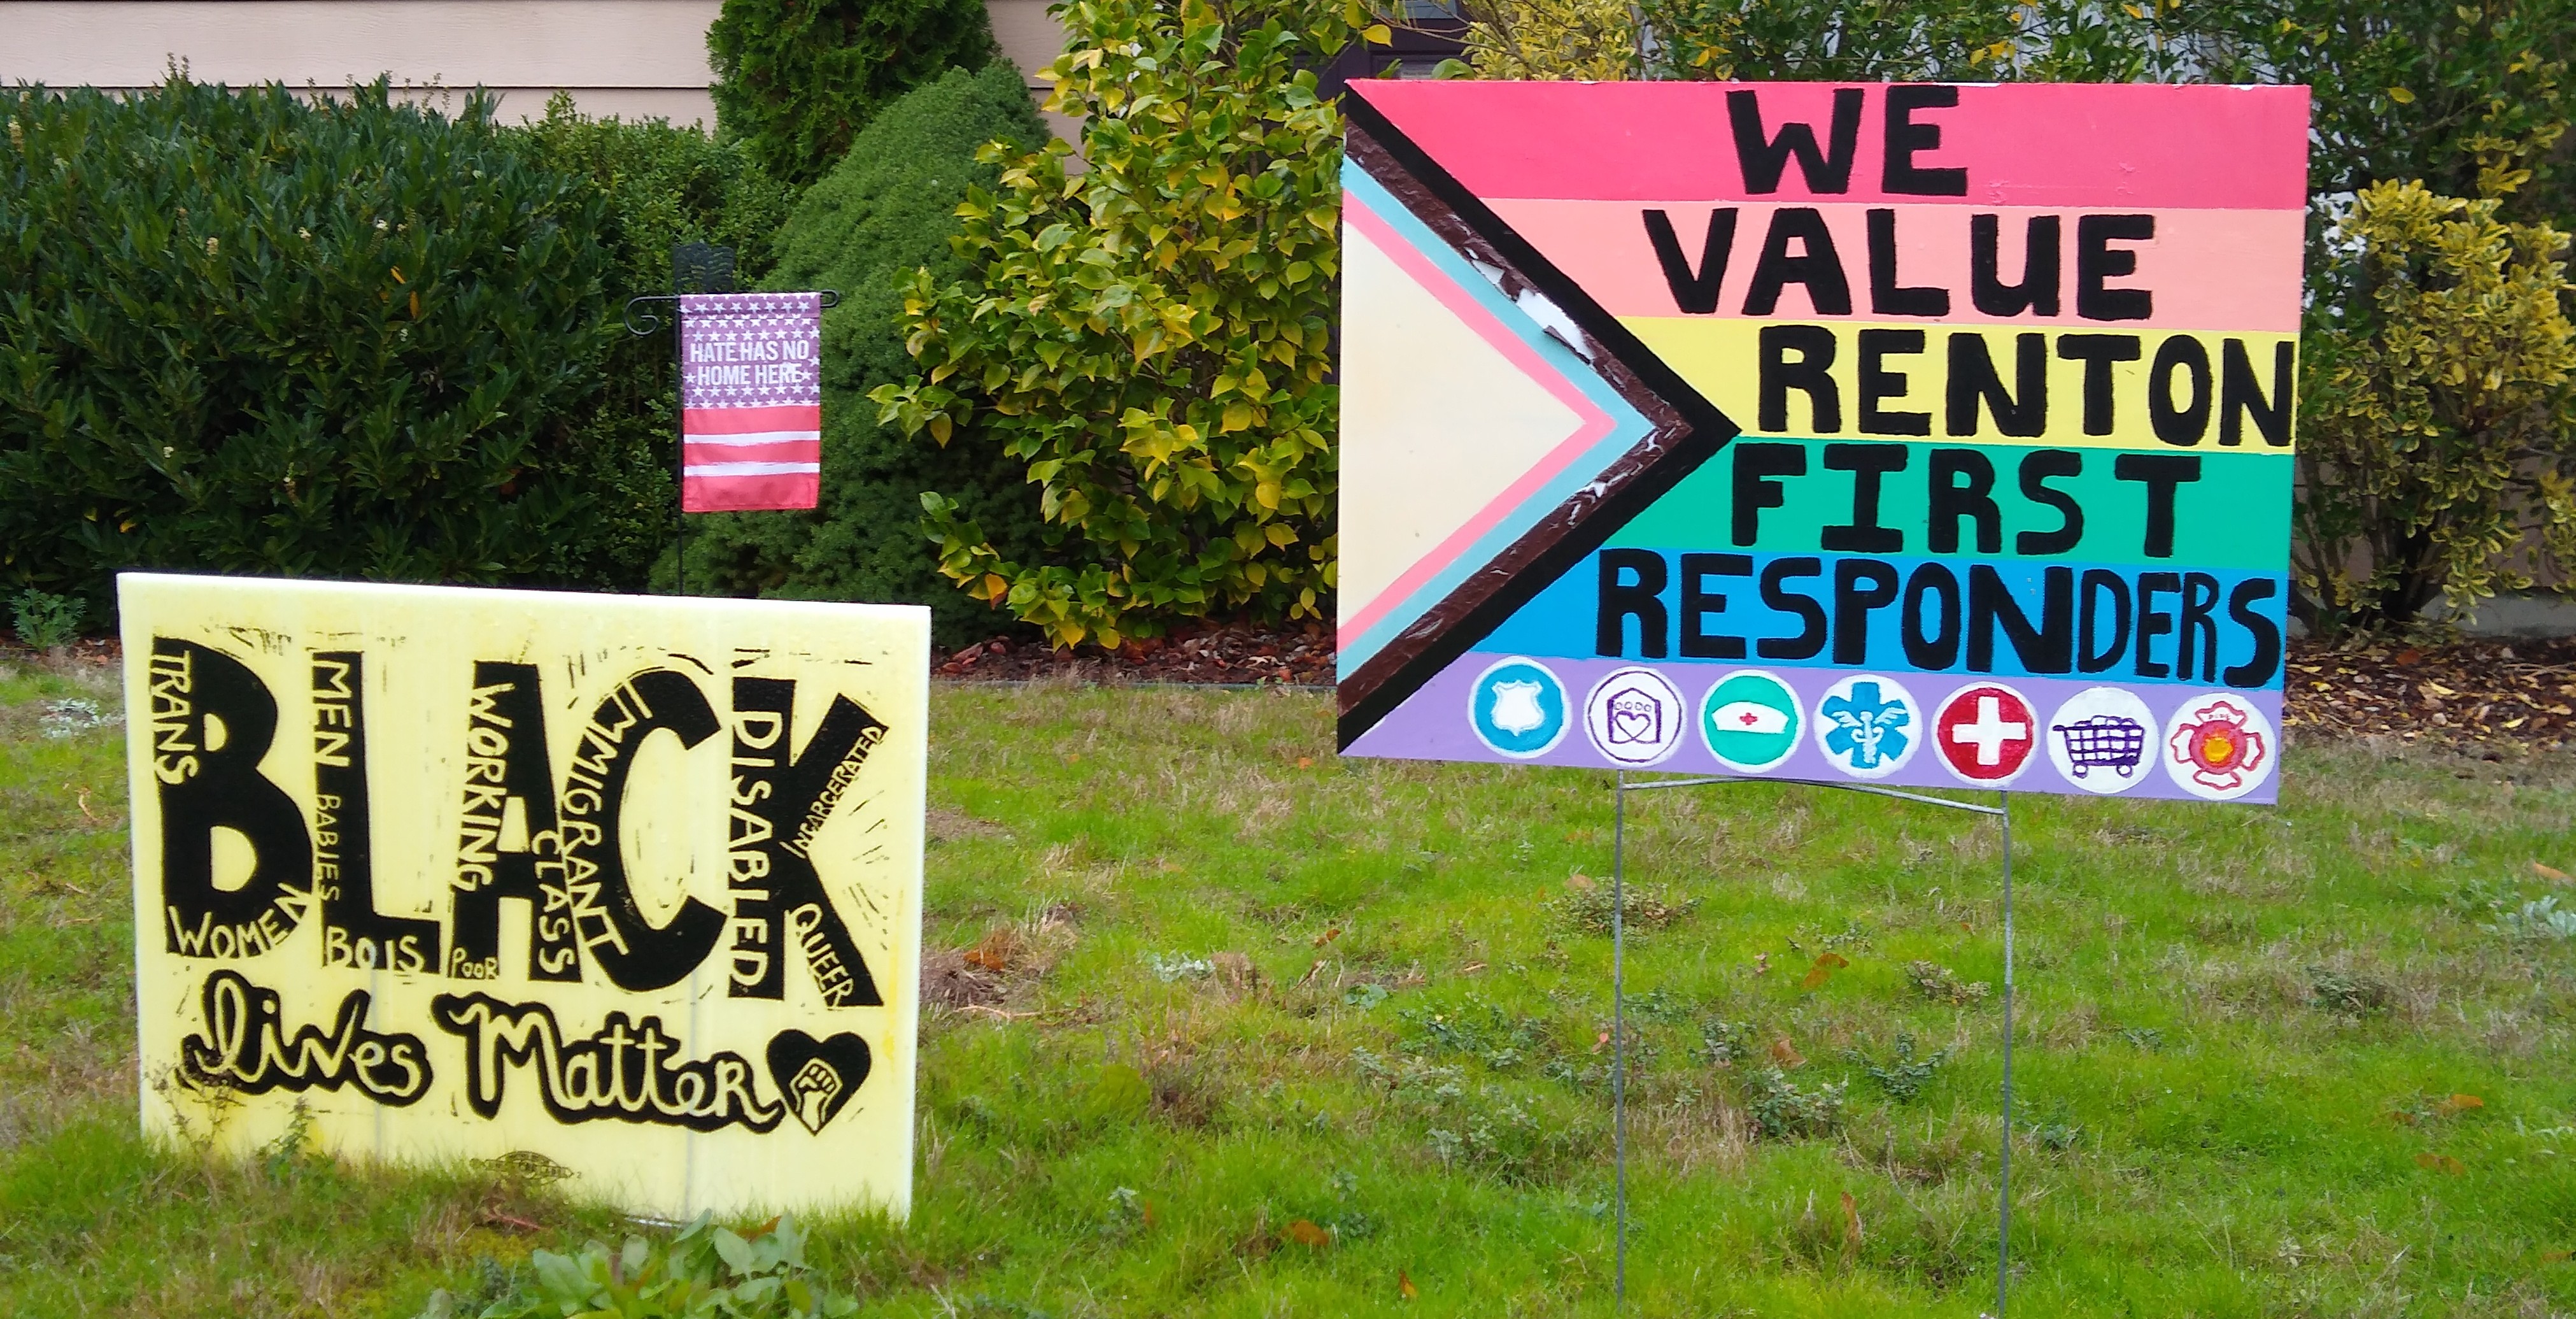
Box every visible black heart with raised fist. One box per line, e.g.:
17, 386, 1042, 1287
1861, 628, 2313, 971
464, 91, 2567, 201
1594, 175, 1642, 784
766, 1030, 872, 1134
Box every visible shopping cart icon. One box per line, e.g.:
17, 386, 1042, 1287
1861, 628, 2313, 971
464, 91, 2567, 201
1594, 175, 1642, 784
2053, 714, 2145, 778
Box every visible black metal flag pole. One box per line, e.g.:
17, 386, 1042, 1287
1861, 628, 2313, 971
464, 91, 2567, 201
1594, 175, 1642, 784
622, 242, 737, 598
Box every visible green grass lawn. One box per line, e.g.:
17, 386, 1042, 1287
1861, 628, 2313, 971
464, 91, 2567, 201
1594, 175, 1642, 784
3, 659, 2573, 1316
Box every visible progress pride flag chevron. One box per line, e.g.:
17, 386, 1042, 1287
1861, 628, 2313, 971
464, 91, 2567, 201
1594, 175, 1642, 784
681, 292, 822, 512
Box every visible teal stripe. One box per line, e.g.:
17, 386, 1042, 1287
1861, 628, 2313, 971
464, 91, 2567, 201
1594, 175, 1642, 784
1611, 439, 2289, 571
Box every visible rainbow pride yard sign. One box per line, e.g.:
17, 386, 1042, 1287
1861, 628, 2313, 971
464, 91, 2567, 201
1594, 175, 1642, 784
1336, 81, 2309, 802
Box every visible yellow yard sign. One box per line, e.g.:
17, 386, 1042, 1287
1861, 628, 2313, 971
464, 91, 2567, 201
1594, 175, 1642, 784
120, 574, 928, 1218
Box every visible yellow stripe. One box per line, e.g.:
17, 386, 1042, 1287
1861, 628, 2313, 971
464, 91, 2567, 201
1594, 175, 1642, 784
1622, 318, 2300, 452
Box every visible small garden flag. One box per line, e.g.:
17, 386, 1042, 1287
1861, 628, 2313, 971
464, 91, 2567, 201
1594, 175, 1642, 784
680, 292, 823, 512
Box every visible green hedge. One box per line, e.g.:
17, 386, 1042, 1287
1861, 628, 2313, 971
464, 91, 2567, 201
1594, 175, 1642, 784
707, 0, 1005, 187
680, 64, 1051, 645
0, 78, 637, 615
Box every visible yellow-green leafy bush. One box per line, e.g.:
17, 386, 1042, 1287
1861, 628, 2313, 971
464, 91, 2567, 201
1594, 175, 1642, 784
872, 0, 1354, 648
2294, 181, 2576, 633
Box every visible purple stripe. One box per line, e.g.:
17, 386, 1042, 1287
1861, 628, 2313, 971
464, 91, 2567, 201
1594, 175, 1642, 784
1343, 653, 2284, 804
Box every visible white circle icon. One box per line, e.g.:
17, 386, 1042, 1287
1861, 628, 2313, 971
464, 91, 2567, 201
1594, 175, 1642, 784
1583, 667, 1687, 767
1812, 673, 1921, 780
2042, 687, 2158, 794
2162, 692, 2279, 801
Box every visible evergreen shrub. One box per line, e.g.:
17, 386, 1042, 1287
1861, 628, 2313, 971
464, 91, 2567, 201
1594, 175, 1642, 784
707, 0, 1005, 187
0, 78, 628, 614
681, 64, 1051, 645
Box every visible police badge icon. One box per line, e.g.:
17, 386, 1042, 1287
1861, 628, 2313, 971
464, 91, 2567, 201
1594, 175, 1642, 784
1468, 657, 1569, 759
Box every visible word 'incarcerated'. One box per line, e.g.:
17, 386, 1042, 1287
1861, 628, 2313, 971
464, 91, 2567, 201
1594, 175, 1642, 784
151, 638, 888, 1008
179, 970, 432, 1104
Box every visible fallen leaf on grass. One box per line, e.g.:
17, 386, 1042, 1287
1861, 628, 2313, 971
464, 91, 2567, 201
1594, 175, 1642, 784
1399, 1269, 1419, 1299
1771, 1036, 1806, 1067
1283, 1219, 1331, 1248
1801, 952, 1850, 989
2414, 1152, 2466, 1174
2438, 1094, 2485, 1115
1297, 756, 1314, 768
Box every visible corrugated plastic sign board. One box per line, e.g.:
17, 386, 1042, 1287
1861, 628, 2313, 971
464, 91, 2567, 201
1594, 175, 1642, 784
1336, 82, 2309, 803
122, 574, 927, 1216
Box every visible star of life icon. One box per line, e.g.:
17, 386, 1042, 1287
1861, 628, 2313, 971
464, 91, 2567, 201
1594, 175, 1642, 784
1583, 667, 1687, 766
1468, 657, 1569, 759
788, 1057, 846, 1135
1934, 683, 2037, 785
1815, 674, 1919, 779
2162, 692, 2275, 799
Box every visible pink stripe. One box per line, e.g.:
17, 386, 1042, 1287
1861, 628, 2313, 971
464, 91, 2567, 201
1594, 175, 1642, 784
684, 473, 819, 513
683, 405, 823, 436
1352, 82, 2312, 210
1490, 200, 2305, 331
1341, 194, 1619, 648
684, 439, 821, 466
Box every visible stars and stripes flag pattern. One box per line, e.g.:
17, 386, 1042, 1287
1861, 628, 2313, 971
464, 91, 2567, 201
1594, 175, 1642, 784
680, 292, 822, 512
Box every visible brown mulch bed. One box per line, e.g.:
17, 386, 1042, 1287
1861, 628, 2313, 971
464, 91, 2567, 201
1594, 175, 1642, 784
937, 620, 1333, 686
2282, 636, 2576, 751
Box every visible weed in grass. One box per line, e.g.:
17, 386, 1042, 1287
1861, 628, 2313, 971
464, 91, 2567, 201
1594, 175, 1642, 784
8, 588, 83, 648
1739, 1066, 1847, 1140
1699, 1017, 1759, 1066
1144, 951, 1214, 983
1904, 959, 1991, 1005
2307, 964, 2396, 1016
1423, 1088, 1580, 1183
1399, 997, 1552, 1071
418, 1213, 856, 1318
35, 697, 113, 739
1549, 875, 1700, 934
1848, 1032, 1951, 1102
2493, 894, 2576, 941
